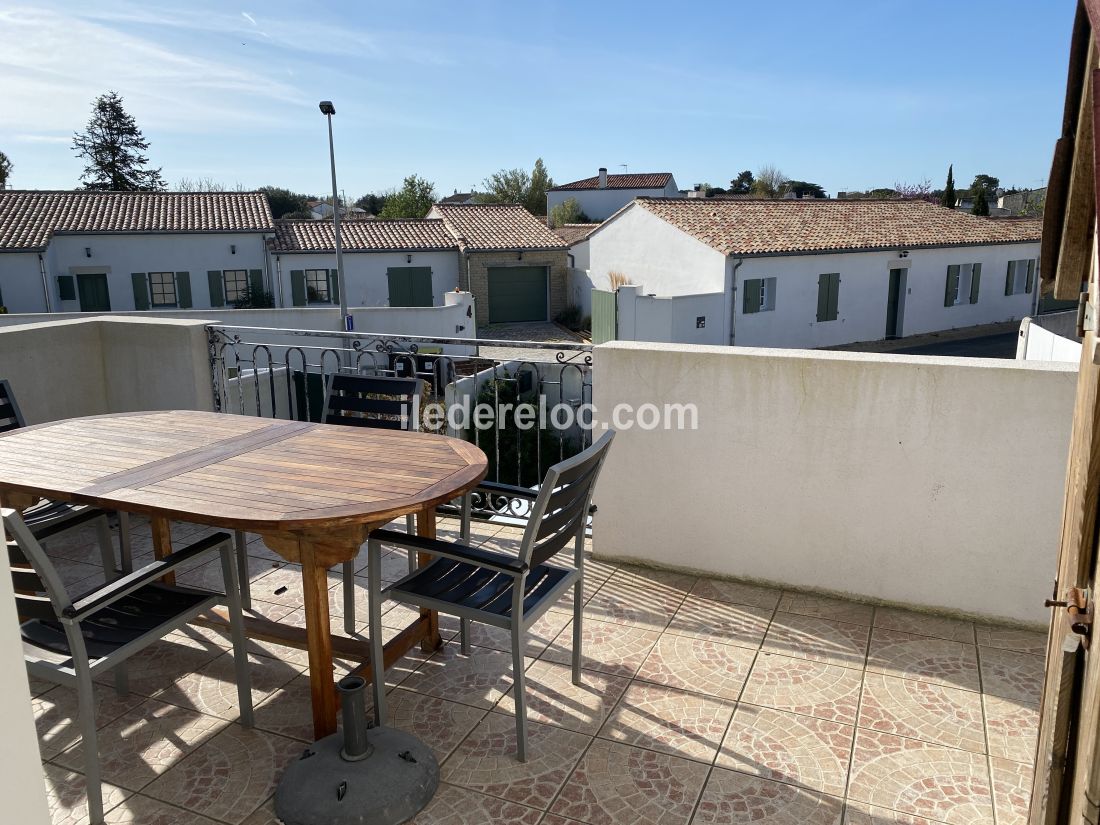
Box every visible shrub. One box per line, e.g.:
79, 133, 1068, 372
554, 304, 584, 331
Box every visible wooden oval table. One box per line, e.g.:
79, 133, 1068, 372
0, 410, 487, 738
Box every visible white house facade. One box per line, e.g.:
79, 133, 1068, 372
585, 198, 1043, 349
546, 169, 679, 221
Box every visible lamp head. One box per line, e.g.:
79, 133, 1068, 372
319, 100, 336, 115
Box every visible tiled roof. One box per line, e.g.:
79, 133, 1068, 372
274, 219, 457, 253
0, 190, 274, 251
552, 223, 601, 245
551, 173, 673, 191
626, 198, 1042, 256
439, 192, 477, 204
431, 203, 567, 251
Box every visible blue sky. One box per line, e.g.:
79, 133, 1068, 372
0, 1, 1075, 198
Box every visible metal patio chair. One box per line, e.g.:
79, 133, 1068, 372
366, 430, 614, 761
3, 508, 253, 825
1, 379, 134, 576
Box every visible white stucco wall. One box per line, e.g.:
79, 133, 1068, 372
615, 285, 726, 345
0, 252, 47, 313
271, 250, 460, 308
592, 341, 1076, 624
547, 181, 679, 221
1017, 317, 1082, 363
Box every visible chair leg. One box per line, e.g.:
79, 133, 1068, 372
367, 542, 387, 727
343, 560, 356, 635
94, 516, 115, 581
116, 511, 133, 574
220, 544, 253, 727
405, 513, 417, 574
512, 621, 527, 763
75, 665, 104, 824
460, 493, 472, 543
234, 530, 251, 610
572, 578, 583, 686
460, 618, 470, 655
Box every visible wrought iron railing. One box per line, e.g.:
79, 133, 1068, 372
206, 325, 593, 524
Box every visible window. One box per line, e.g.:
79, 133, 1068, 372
742, 277, 776, 314
305, 269, 331, 303
148, 272, 177, 307
1004, 259, 1035, 296
945, 263, 981, 306
816, 273, 840, 322
223, 269, 248, 303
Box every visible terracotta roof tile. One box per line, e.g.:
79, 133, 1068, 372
274, 219, 456, 253
551, 173, 673, 191
0, 190, 274, 251
552, 223, 601, 245
629, 198, 1042, 256
431, 203, 567, 251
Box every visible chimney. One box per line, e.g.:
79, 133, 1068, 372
598, 167, 608, 189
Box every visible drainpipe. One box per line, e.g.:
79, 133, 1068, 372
37, 253, 52, 313
728, 257, 743, 346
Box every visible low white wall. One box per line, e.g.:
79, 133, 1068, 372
568, 268, 593, 317
1017, 317, 1082, 363
616, 285, 726, 346
592, 341, 1076, 624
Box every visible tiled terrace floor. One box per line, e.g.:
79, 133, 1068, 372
33, 517, 1043, 825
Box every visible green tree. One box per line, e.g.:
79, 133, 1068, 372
786, 180, 826, 198
258, 186, 311, 218
751, 164, 788, 198
972, 188, 990, 216
729, 170, 754, 194
526, 158, 554, 215
970, 174, 1000, 195
378, 174, 436, 219
478, 158, 555, 214
354, 192, 389, 215
0, 151, 11, 189
940, 164, 956, 208
548, 196, 589, 228
72, 91, 165, 191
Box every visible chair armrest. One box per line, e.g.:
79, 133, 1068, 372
474, 481, 538, 501
63, 532, 232, 620
370, 528, 528, 575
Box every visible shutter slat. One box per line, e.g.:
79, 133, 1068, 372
249, 269, 264, 301
1005, 261, 1016, 296
1026, 259, 1035, 294
827, 273, 839, 320
207, 271, 225, 307
969, 263, 981, 304
291, 270, 306, 307
176, 272, 192, 308
945, 265, 960, 307
817, 274, 829, 322
743, 278, 761, 314
329, 269, 341, 304
131, 273, 150, 311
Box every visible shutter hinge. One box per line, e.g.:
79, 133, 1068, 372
1046, 586, 1092, 650
1078, 289, 1093, 336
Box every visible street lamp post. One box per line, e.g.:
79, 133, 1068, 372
319, 100, 350, 331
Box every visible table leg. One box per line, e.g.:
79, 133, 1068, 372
417, 506, 443, 653
298, 539, 338, 739
150, 515, 175, 586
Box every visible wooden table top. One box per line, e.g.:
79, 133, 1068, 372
0, 410, 488, 532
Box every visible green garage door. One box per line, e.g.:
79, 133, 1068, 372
487, 266, 548, 323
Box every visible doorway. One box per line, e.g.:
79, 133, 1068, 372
76, 273, 111, 312
886, 268, 905, 339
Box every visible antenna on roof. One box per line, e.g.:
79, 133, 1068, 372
620, 164, 628, 174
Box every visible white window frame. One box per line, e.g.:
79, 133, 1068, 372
1007, 259, 1033, 295
223, 269, 248, 303
759, 277, 776, 311
305, 268, 331, 304
948, 263, 978, 306
148, 272, 177, 308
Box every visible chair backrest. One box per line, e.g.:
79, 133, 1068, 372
323, 373, 422, 431
519, 430, 615, 570
1, 509, 74, 623
0, 380, 26, 434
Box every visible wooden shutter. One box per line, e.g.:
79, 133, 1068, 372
249, 269, 264, 299
328, 269, 340, 304
207, 271, 225, 307
827, 273, 840, 321
290, 270, 306, 306
743, 278, 762, 313
817, 274, 830, 322
1006, 261, 1017, 296
176, 272, 192, 308
1026, 259, 1036, 294
57, 275, 76, 301
131, 273, 150, 310
944, 265, 960, 307
969, 263, 981, 304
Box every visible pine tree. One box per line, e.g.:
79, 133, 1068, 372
72, 92, 165, 191
0, 151, 11, 190
525, 158, 554, 215
940, 164, 956, 208
972, 188, 990, 216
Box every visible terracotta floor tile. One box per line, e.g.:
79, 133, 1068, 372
778, 592, 874, 626
874, 608, 976, 644
247, 564, 341, 611
495, 660, 630, 734
597, 681, 735, 763
400, 644, 522, 709
694, 768, 844, 824
441, 712, 590, 809
983, 696, 1039, 764
43, 762, 131, 825
585, 572, 688, 630
34, 684, 145, 760
103, 794, 222, 824
387, 687, 487, 763
635, 633, 756, 700
847, 729, 993, 825
762, 613, 870, 669
989, 756, 1031, 825
973, 626, 1046, 656
541, 617, 661, 678
143, 726, 302, 824
841, 800, 942, 824
716, 705, 853, 796
91, 637, 224, 699
238, 797, 280, 825
977, 647, 1044, 704
740, 652, 862, 725
408, 783, 543, 824
866, 629, 980, 692
857, 673, 985, 753
151, 651, 301, 721
176, 554, 275, 593
550, 739, 709, 825
690, 579, 782, 610
463, 609, 572, 657
665, 595, 772, 649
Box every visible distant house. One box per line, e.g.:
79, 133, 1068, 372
585, 198, 1043, 348
308, 200, 369, 221
546, 168, 679, 221
0, 190, 274, 313
428, 203, 569, 325
439, 191, 479, 205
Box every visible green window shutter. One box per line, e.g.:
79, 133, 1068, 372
816, 274, 829, 322
57, 275, 76, 301
944, 265, 960, 307
207, 271, 225, 307
328, 269, 340, 304
412, 269, 434, 306
969, 263, 981, 304
1025, 259, 1035, 294
291, 270, 307, 307
176, 272, 192, 308
743, 278, 761, 313
131, 273, 150, 310
826, 273, 839, 321
248, 269, 264, 299
1005, 261, 1016, 296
